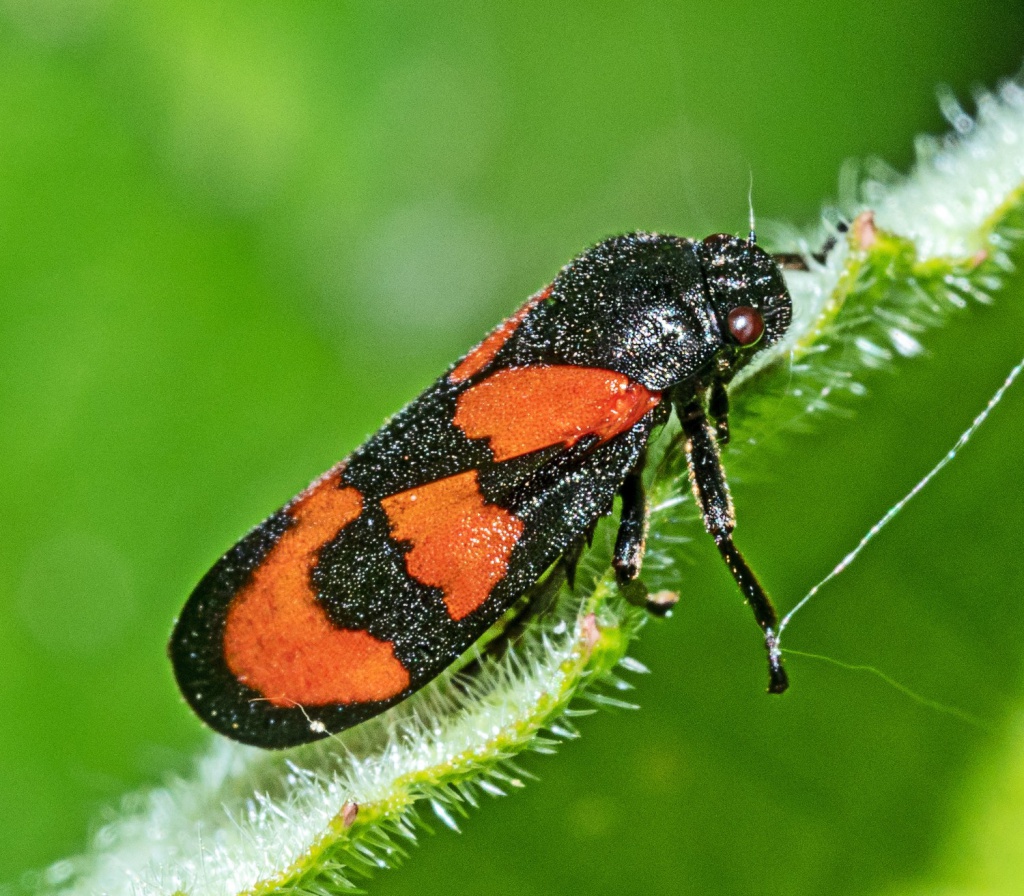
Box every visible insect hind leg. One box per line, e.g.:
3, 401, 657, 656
452, 555, 573, 685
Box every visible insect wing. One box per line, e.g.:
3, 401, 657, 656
171, 362, 663, 748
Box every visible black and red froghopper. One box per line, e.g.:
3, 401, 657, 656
170, 231, 794, 749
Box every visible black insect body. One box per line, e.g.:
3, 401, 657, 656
170, 231, 794, 748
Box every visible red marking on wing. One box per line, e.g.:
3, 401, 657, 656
381, 471, 524, 621
449, 286, 552, 383
453, 366, 661, 462
223, 471, 410, 707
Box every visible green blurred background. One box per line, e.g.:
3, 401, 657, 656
2, 2, 1024, 894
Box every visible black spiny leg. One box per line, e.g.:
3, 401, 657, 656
709, 380, 730, 445
613, 456, 647, 585
614, 453, 669, 615
563, 535, 587, 590
455, 560, 569, 684
678, 397, 788, 694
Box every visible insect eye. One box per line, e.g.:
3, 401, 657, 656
726, 306, 765, 346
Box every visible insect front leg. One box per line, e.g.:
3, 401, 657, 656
773, 220, 850, 270
677, 397, 788, 694
455, 562, 569, 685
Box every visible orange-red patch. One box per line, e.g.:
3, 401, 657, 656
449, 286, 551, 383
223, 471, 410, 707
453, 366, 661, 462
381, 471, 524, 621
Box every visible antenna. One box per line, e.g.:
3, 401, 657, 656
747, 169, 756, 244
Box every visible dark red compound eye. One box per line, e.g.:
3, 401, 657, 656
726, 306, 765, 346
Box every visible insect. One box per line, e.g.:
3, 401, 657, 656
170, 230, 794, 749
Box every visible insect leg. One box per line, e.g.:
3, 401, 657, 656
772, 252, 811, 271
613, 453, 648, 585
564, 523, 599, 589
613, 453, 679, 616
709, 380, 730, 445
677, 398, 788, 694
773, 220, 849, 270
455, 561, 569, 683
